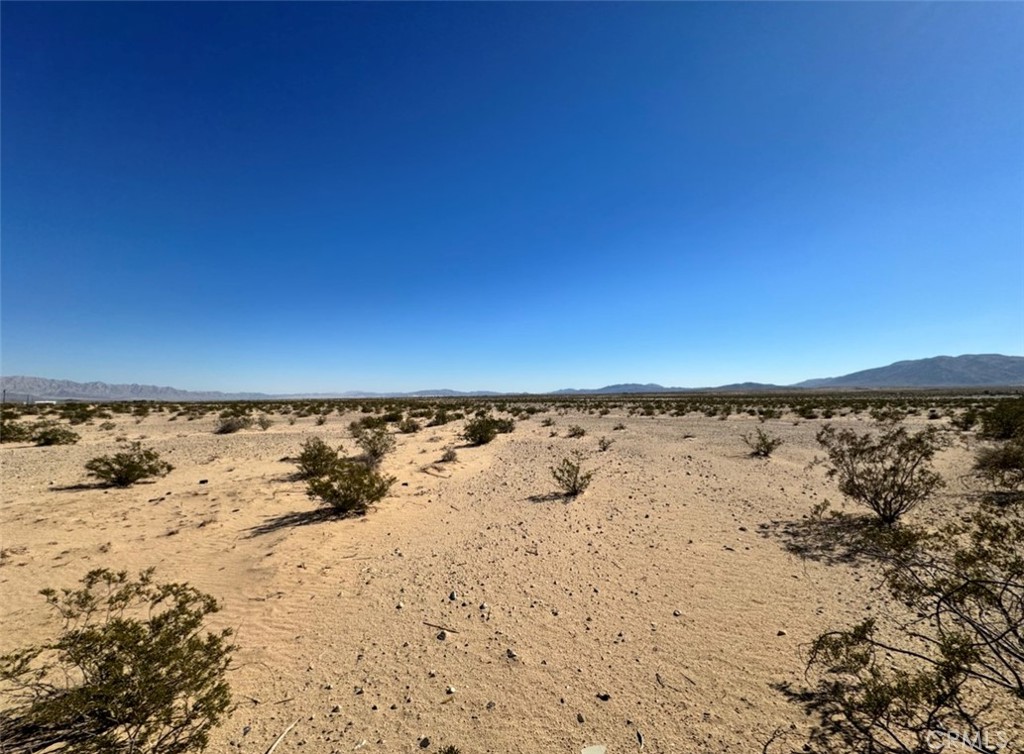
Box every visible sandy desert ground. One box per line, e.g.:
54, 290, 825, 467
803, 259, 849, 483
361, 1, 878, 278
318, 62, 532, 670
1, 404, 1020, 753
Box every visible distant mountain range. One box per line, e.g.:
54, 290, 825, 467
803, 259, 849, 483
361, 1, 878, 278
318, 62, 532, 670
2, 354, 1021, 402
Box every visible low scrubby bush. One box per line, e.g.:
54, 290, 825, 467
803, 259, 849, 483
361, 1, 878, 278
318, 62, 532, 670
566, 425, 586, 438
32, 423, 80, 446
815, 421, 947, 526
741, 427, 784, 458
980, 398, 1024, 440
0, 568, 234, 754
294, 437, 341, 479
85, 442, 173, 487
306, 459, 395, 516
353, 425, 396, 465
213, 416, 252, 434
462, 416, 514, 446
973, 437, 1024, 492
551, 451, 594, 498
0, 418, 33, 443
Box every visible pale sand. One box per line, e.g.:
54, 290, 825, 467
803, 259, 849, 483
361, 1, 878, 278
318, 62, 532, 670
0, 408, 1016, 753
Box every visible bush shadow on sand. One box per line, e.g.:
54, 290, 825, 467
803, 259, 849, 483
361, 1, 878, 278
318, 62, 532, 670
757, 510, 924, 567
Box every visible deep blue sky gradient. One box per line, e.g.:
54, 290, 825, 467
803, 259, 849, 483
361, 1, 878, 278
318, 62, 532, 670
2, 2, 1022, 392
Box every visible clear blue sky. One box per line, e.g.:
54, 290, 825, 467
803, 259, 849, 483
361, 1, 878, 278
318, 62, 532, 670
2, 2, 1022, 393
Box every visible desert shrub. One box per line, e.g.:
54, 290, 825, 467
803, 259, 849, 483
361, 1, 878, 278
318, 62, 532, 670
85, 442, 173, 487
973, 438, 1024, 492
354, 425, 396, 465
551, 451, 594, 498
461, 416, 514, 446
541, 417, 555, 427
613, 422, 626, 431
398, 418, 420, 434
798, 504, 1023, 753
0, 418, 33, 443
566, 425, 586, 438
980, 398, 1024, 441
741, 428, 784, 458
381, 410, 403, 424
350, 416, 387, 435
213, 416, 252, 434
315, 414, 327, 426
427, 410, 452, 427
33, 423, 80, 446
597, 436, 614, 452
98, 421, 117, 431
440, 447, 457, 463
306, 459, 395, 516
256, 415, 273, 431
815, 421, 946, 526
0, 568, 234, 754
951, 408, 980, 432
294, 437, 341, 479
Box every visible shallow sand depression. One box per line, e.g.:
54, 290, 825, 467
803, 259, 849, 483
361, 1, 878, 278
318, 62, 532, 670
0, 405, 1010, 753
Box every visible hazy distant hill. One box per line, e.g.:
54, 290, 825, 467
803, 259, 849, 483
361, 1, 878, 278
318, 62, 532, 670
0, 376, 272, 402
3, 354, 1021, 402
795, 354, 1024, 388
0, 376, 503, 402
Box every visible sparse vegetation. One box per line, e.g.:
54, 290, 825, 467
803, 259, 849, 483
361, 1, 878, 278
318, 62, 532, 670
799, 503, 1023, 753
32, 422, 80, 446
741, 427, 784, 458
306, 459, 395, 516
84, 442, 174, 487
461, 415, 514, 446
294, 437, 341, 480
352, 425, 396, 465
980, 398, 1024, 440
551, 451, 594, 498
213, 416, 252, 434
0, 568, 234, 754
0, 417, 33, 443
566, 424, 586, 438
973, 437, 1024, 493
597, 436, 614, 452
815, 420, 947, 526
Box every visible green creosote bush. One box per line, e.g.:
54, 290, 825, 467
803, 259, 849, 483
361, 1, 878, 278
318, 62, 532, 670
741, 427, 784, 458
551, 451, 594, 498
461, 415, 514, 446
213, 416, 252, 434
84, 442, 173, 488
0, 418, 33, 443
294, 437, 341, 480
315, 414, 328, 426
351, 425, 396, 465
799, 503, 1023, 753
256, 416, 273, 431
440, 447, 458, 463
0, 568, 234, 754
980, 398, 1024, 441
305, 459, 395, 516
398, 418, 421, 434
972, 437, 1024, 492
815, 420, 947, 526
566, 425, 586, 438
32, 422, 81, 446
